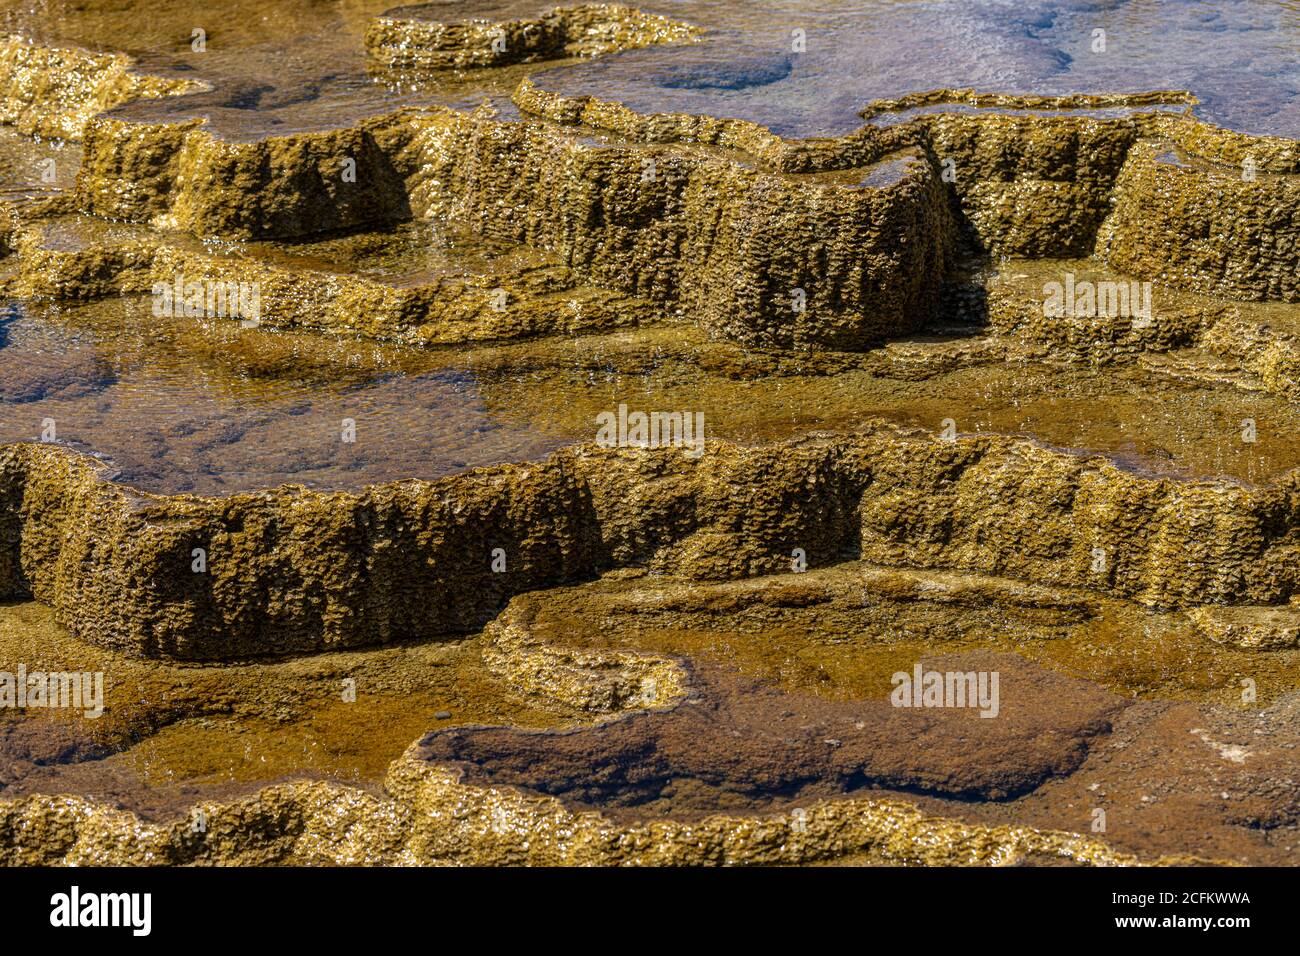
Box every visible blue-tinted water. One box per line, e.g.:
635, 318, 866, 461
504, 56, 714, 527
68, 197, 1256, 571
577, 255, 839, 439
536, 0, 1300, 137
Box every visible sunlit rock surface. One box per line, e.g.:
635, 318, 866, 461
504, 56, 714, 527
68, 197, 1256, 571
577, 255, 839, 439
0, 0, 1298, 866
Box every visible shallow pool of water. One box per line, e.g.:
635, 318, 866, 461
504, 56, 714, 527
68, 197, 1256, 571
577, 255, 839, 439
1, 1, 1294, 142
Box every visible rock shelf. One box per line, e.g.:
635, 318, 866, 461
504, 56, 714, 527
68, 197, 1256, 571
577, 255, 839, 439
365, 2, 702, 71
1, 25, 1294, 349
3, 427, 1300, 661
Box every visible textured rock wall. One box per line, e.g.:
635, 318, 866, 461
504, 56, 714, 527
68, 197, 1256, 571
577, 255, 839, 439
1097, 140, 1300, 303
2, 222, 657, 345
364, 2, 701, 71
518, 84, 1165, 257
66, 104, 953, 348
518, 83, 1300, 274
977, 262, 1300, 394
400, 108, 953, 348
3, 33, 1297, 350
847, 437, 1300, 609
0, 34, 202, 140
0, 448, 23, 600
75, 112, 414, 239
17, 40, 1286, 349
3, 430, 1299, 660
921, 112, 1140, 257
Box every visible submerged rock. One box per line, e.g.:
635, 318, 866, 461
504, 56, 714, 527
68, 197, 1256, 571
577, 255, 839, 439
653, 52, 793, 90
1190, 605, 1300, 650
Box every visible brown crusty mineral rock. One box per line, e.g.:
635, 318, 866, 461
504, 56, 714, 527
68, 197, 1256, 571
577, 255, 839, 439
4, 427, 1300, 660
1189, 604, 1300, 650
0, 34, 202, 140
364, 2, 701, 71
1097, 140, 1300, 303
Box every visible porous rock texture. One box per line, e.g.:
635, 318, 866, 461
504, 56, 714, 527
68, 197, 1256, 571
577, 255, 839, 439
3, 426, 1300, 660
526, 82, 1300, 283
1, 23, 1290, 350
977, 260, 1300, 397
51, 84, 1296, 350
73, 111, 415, 240
0, 747, 1164, 866
0, 217, 659, 345
1097, 140, 1300, 302
66, 103, 952, 348
0, 34, 202, 140
365, 2, 701, 71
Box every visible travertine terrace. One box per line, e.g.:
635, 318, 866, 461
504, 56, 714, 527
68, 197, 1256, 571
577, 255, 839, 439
0, 0, 1298, 867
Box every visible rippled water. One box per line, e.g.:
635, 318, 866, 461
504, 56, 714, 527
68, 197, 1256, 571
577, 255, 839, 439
0, 298, 576, 494
542, 0, 1300, 137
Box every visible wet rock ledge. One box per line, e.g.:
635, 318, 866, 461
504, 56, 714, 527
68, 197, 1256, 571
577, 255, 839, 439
0, 22, 1295, 350
0, 34, 203, 140
365, 2, 702, 71
3, 427, 1300, 660
0, 6, 1298, 868
19, 95, 1300, 349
